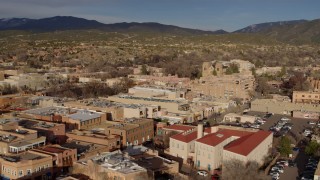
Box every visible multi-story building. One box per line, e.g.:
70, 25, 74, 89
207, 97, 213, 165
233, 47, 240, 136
0, 151, 53, 180
20, 107, 104, 130
169, 124, 272, 174
64, 99, 159, 120
195, 127, 272, 172
0, 119, 46, 154
128, 86, 187, 100
87, 118, 154, 147
202, 60, 254, 77
19, 119, 66, 144
292, 91, 320, 104
30, 145, 77, 176
191, 74, 255, 101
66, 130, 120, 150
197, 61, 256, 101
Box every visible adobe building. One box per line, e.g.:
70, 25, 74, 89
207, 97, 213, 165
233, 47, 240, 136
0, 119, 46, 154
86, 118, 154, 147
191, 74, 255, 101
20, 107, 104, 130
251, 98, 320, 118
197, 60, 256, 101
0, 151, 53, 180
168, 124, 272, 173
75, 151, 148, 180
18, 119, 67, 144
292, 91, 320, 104
66, 130, 120, 151
30, 145, 77, 177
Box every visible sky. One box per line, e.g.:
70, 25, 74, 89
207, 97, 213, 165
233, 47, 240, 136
0, 0, 319, 32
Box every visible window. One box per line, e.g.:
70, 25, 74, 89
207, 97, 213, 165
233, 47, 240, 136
208, 154, 211, 159
14, 171, 16, 176
18, 170, 23, 177
27, 169, 32, 175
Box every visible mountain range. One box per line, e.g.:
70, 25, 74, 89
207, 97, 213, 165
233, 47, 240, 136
0, 16, 320, 44
0, 16, 227, 35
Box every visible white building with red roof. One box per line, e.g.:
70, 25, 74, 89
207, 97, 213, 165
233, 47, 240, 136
168, 124, 273, 173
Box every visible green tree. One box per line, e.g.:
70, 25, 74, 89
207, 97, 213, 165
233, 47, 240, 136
226, 63, 239, 75
212, 70, 217, 76
277, 66, 286, 77
278, 136, 292, 157
305, 140, 320, 156
140, 64, 150, 75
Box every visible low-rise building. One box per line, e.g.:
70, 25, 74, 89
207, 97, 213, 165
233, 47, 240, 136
0, 119, 46, 154
76, 151, 148, 180
251, 99, 320, 116
30, 145, 77, 176
20, 107, 104, 130
0, 151, 53, 180
292, 91, 320, 104
18, 119, 67, 144
223, 113, 257, 124
66, 130, 120, 150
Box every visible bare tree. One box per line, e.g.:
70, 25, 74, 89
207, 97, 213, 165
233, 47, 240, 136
222, 159, 268, 180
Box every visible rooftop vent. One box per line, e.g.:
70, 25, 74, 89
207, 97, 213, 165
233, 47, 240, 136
216, 134, 224, 138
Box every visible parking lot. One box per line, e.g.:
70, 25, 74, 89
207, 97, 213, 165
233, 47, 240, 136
247, 111, 317, 180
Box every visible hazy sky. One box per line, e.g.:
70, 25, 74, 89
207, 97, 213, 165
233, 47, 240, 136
0, 0, 319, 31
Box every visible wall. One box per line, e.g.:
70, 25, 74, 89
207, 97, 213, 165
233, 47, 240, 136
169, 139, 191, 162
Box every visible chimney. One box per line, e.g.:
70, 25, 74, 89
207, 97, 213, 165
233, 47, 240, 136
197, 123, 204, 139
211, 126, 218, 134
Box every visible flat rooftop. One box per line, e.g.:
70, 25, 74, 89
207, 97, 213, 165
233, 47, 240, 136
80, 151, 146, 175
1, 152, 46, 162
23, 106, 77, 116
116, 95, 183, 103
67, 110, 101, 122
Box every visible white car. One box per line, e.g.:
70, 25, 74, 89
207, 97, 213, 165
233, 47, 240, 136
281, 117, 291, 121
308, 121, 316, 125
271, 167, 283, 173
197, 170, 208, 176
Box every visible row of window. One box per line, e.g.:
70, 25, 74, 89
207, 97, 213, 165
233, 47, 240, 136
2, 164, 50, 177
80, 118, 99, 126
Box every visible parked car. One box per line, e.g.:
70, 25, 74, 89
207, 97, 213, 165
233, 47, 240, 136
271, 166, 284, 173
197, 170, 208, 176
269, 170, 280, 176
276, 160, 288, 167
288, 160, 296, 167
308, 121, 316, 125
281, 117, 291, 121
292, 147, 300, 152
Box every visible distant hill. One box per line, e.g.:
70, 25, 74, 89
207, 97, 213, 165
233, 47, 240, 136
262, 19, 320, 44
0, 18, 33, 29
0, 16, 227, 35
234, 19, 320, 44
234, 20, 307, 33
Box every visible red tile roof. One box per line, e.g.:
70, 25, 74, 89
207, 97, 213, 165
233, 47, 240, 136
162, 124, 195, 132
196, 129, 252, 147
170, 131, 198, 143
224, 130, 272, 156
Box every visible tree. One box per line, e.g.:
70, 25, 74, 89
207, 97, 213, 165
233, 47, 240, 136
278, 136, 292, 157
212, 70, 217, 76
140, 64, 150, 75
225, 63, 239, 75
277, 66, 286, 77
305, 140, 320, 156
222, 159, 268, 180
